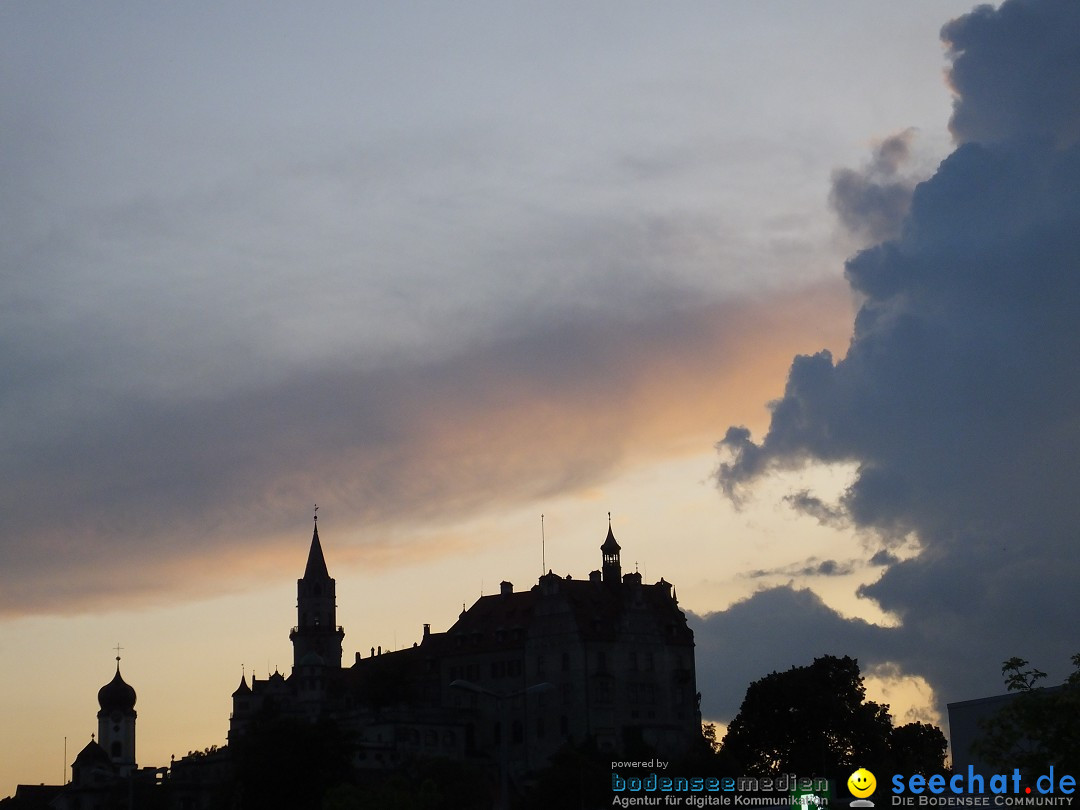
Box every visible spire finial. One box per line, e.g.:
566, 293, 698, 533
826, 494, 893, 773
114, 643, 123, 665
608, 510, 611, 528
314, 503, 319, 522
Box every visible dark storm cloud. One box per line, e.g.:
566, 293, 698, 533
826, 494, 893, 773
688, 587, 896, 722
943, 0, 1080, 145
713, 0, 1080, 712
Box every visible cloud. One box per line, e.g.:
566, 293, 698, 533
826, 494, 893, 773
829, 129, 920, 243
0, 281, 850, 617
743, 557, 856, 580
942, 0, 1080, 147
689, 587, 897, 722
714, 0, 1080, 708
782, 489, 850, 529
868, 549, 899, 567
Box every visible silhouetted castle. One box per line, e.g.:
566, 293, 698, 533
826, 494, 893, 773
2, 516, 701, 808
229, 516, 701, 775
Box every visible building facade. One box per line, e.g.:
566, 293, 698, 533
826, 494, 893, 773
228, 517, 703, 780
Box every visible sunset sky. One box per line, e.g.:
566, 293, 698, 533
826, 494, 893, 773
4, 0, 1080, 797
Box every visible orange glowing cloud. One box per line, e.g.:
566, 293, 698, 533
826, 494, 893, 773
1, 279, 852, 616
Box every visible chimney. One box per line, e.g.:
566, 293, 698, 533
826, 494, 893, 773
500, 581, 513, 596
423, 623, 431, 638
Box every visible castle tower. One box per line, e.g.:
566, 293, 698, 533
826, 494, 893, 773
96, 655, 137, 775
290, 514, 345, 671
601, 514, 622, 584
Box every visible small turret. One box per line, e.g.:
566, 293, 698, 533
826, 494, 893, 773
601, 513, 622, 585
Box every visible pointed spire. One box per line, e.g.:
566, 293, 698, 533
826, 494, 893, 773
303, 512, 331, 580
601, 511, 622, 584
601, 512, 620, 553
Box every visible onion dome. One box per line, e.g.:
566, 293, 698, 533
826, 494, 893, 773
98, 660, 137, 713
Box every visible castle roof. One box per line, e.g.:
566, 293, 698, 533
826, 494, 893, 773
231, 675, 251, 698
601, 524, 621, 554
73, 737, 112, 768
434, 572, 691, 651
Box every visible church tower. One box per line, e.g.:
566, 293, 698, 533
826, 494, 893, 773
601, 514, 622, 584
290, 513, 345, 671
96, 654, 137, 775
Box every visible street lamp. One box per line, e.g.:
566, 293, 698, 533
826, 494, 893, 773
450, 679, 553, 810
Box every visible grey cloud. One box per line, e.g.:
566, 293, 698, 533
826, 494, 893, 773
743, 557, 856, 580
829, 129, 919, 243
868, 549, 899, 567
0, 280, 848, 616
715, 0, 1080, 708
782, 489, 850, 528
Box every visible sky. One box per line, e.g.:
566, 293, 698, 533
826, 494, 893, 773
3, 0, 1078, 797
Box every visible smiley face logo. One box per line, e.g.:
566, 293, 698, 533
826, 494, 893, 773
847, 768, 877, 798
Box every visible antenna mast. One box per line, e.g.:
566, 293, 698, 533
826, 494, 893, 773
541, 514, 546, 575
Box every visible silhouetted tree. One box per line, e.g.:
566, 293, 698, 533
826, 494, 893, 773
720, 655, 920, 783
890, 722, 948, 774
975, 654, 1080, 777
